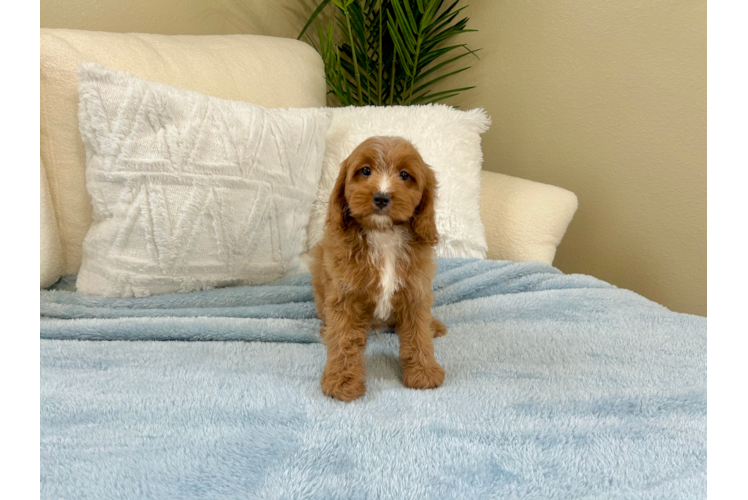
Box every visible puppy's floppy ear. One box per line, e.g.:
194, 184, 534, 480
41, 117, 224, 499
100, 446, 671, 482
411, 162, 439, 246
326, 160, 353, 231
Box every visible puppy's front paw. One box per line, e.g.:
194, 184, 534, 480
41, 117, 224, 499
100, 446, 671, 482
321, 368, 366, 402
402, 361, 445, 390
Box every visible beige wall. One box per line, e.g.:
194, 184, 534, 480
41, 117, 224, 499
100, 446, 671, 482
41, 0, 706, 315
40, 0, 305, 38
443, 1, 706, 316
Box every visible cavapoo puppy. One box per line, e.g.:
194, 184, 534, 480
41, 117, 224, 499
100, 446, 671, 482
310, 136, 447, 402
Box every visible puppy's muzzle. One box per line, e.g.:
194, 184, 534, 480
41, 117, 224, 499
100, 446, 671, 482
373, 192, 391, 209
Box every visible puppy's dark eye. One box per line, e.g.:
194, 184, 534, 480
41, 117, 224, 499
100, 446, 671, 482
399, 171, 410, 181
361, 167, 371, 177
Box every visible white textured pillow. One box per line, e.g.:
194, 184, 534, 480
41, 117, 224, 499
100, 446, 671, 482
306, 105, 490, 258
41, 29, 327, 277
76, 63, 332, 297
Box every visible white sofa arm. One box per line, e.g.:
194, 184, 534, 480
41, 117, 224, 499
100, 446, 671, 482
479, 170, 578, 265
41, 157, 65, 287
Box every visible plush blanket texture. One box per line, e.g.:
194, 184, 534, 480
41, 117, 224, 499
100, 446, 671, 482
40, 259, 706, 499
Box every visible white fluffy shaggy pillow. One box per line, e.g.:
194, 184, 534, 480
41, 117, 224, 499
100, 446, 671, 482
76, 63, 332, 297
306, 105, 491, 258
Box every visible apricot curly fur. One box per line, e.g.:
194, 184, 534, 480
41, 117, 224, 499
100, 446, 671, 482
310, 136, 446, 401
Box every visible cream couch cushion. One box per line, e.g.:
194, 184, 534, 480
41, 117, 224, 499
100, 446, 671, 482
480, 171, 578, 264
41, 157, 64, 288
41, 28, 327, 276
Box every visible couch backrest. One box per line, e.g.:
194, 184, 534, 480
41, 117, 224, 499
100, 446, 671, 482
41, 28, 327, 277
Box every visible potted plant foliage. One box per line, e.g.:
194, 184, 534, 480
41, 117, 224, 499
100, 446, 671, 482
299, 0, 480, 106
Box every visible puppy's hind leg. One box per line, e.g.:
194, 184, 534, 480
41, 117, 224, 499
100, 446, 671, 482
431, 318, 447, 338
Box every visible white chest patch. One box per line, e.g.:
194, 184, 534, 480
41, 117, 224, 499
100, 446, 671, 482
367, 227, 409, 321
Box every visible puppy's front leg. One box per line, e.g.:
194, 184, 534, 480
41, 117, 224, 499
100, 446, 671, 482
320, 294, 370, 402
396, 297, 445, 390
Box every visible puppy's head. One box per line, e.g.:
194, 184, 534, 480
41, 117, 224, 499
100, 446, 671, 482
327, 136, 438, 245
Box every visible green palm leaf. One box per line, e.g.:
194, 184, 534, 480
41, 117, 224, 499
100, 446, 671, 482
303, 0, 479, 107
298, 0, 333, 41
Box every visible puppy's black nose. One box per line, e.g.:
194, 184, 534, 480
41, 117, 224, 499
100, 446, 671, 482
373, 192, 391, 209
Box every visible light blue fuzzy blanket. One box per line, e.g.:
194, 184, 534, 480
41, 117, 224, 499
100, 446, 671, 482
40, 259, 706, 499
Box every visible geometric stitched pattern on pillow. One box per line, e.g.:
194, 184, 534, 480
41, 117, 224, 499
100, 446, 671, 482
75, 63, 332, 297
